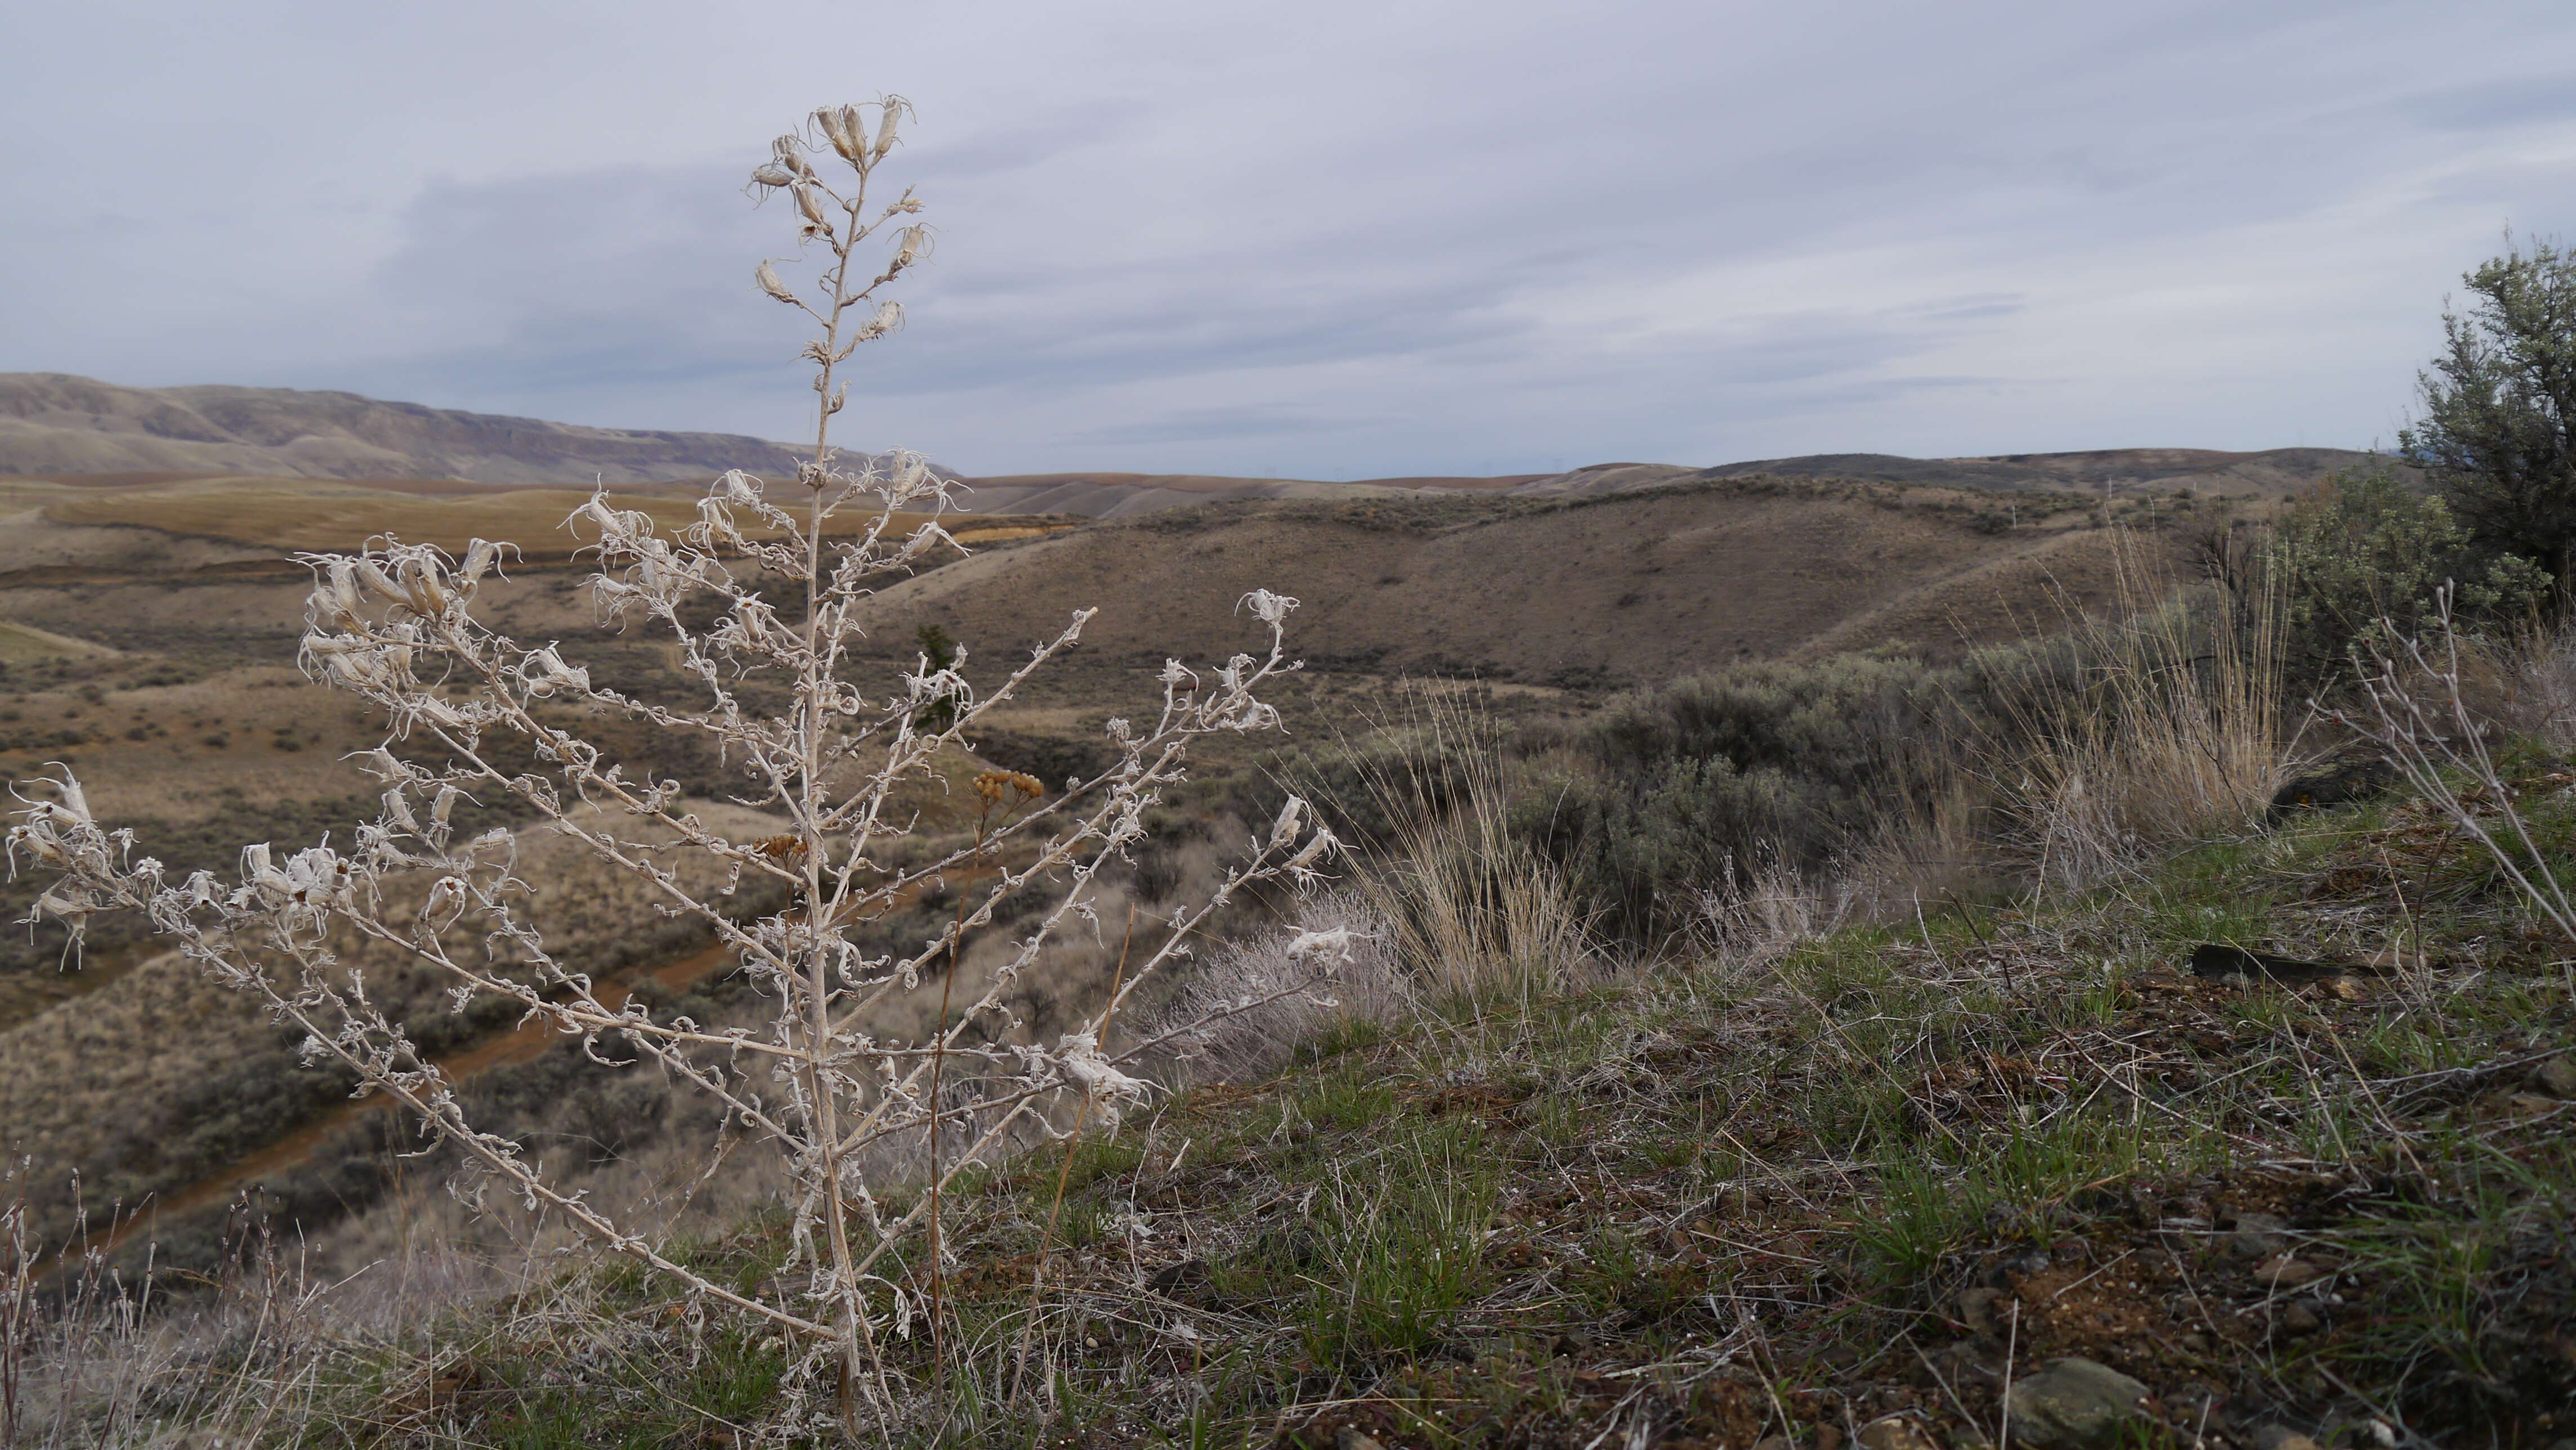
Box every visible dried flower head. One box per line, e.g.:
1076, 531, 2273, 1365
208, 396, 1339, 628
972, 769, 1047, 805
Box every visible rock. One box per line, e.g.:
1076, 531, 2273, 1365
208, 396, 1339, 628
1752, 1438, 1792, 1450
1334, 1430, 1385, 1450
2534, 1056, 2576, 1099
1147, 1259, 1208, 1296
2278, 1302, 2322, 1336
2002, 1358, 2152, 1449
2269, 759, 2396, 818
1858, 1415, 1941, 1450
1956, 1287, 2003, 1335
2254, 1254, 2323, 1288
2249, 1429, 2320, 1450
2227, 1212, 2289, 1258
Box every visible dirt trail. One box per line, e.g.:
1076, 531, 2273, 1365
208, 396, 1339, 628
74, 939, 742, 1264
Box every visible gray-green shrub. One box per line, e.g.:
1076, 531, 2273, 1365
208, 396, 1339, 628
2269, 466, 2547, 683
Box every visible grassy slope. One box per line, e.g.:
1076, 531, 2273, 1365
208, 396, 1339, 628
264, 777, 2573, 1449
842, 481, 2154, 690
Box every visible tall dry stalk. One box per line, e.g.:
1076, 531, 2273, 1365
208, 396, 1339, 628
1995, 536, 2295, 889
5, 100, 1345, 1434
1, 1170, 27, 1449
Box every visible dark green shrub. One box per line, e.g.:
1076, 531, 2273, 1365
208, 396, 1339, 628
1528, 653, 1980, 938
2268, 467, 2547, 683
2404, 235, 2576, 576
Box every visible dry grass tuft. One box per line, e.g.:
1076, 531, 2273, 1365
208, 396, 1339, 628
1991, 539, 2297, 890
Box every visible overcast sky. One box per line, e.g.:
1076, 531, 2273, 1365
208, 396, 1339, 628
7, 2, 2576, 478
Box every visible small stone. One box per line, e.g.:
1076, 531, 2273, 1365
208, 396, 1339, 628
2278, 1302, 2322, 1336
2227, 1213, 2289, 1258
1335, 1430, 1385, 1450
2002, 1357, 2152, 1449
1858, 1415, 1942, 1450
2534, 1056, 2576, 1099
2254, 1254, 2322, 1288
2249, 1429, 2319, 1450
1752, 1438, 1792, 1450
2508, 1092, 2560, 1117
1818, 1427, 1845, 1450
1956, 1287, 2003, 1335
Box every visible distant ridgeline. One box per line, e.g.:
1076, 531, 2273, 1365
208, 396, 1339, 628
1, 372, 2385, 511
0, 373, 813, 486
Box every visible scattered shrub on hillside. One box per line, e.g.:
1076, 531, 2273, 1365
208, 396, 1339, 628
2268, 466, 2548, 684
1523, 653, 1977, 938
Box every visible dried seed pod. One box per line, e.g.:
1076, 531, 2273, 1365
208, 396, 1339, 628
855, 299, 902, 339
872, 96, 907, 159
754, 261, 799, 306
1269, 795, 1304, 848
749, 164, 798, 190
819, 104, 867, 163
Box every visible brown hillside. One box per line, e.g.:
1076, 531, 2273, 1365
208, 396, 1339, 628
843, 478, 2184, 686
1702, 445, 2398, 498
0, 474, 1063, 573
0, 373, 818, 484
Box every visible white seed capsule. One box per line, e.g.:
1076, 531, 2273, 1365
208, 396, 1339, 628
873, 98, 905, 159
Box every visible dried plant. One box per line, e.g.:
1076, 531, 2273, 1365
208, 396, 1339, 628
2344, 587, 2576, 996
1992, 537, 2295, 890
5, 99, 1344, 1431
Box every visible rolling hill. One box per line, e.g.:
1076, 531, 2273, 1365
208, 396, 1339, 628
940, 446, 2387, 515
0, 373, 815, 484
6, 374, 2387, 517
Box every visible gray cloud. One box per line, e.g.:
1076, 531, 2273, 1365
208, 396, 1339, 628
1075, 405, 1387, 446
5, 0, 2576, 477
